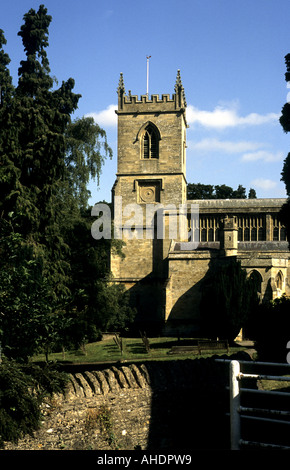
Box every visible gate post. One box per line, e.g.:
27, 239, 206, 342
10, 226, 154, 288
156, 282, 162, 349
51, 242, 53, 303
230, 360, 241, 449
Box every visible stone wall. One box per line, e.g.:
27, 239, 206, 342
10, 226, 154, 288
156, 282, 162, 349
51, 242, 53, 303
4, 356, 250, 451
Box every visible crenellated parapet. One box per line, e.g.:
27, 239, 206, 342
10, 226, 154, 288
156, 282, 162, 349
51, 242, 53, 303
116, 70, 187, 118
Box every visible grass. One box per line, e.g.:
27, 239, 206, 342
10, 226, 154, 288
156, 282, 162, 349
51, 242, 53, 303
259, 376, 290, 392
32, 336, 245, 364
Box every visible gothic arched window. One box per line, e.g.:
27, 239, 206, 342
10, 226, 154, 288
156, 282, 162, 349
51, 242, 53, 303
142, 124, 159, 159
244, 227, 250, 241
249, 270, 262, 294
280, 226, 287, 241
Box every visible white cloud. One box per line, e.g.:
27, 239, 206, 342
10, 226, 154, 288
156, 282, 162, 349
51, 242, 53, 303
251, 178, 277, 190
187, 104, 279, 129
86, 104, 117, 127
188, 139, 283, 165
86, 101, 279, 131
241, 150, 284, 163
86, 102, 279, 132
188, 138, 263, 154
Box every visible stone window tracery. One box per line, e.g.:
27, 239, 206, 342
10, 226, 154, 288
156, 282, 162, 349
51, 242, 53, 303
237, 215, 266, 242
187, 212, 287, 243
141, 123, 159, 159
273, 216, 287, 241
194, 215, 221, 242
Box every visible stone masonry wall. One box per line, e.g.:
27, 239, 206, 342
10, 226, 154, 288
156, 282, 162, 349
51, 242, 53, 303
4, 356, 251, 451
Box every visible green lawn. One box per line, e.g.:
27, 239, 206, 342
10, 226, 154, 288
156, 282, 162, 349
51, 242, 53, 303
32, 336, 244, 364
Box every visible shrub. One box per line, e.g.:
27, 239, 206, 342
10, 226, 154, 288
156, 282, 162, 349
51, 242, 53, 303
0, 359, 68, 447
252, 295, 290, 363
200, 259, 259, 341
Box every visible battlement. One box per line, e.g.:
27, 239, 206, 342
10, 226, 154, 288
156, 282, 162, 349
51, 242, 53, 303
125, 93, 175, 105
116, 70, 187, 114
117, 93, 180, 114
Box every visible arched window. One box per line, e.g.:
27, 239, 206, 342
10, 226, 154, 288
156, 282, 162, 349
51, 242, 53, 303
251, 227, 257, 241
258, 227, 265, 241
201, 228, 207, 242
244, 227, 250, 241
273, 227, 279, 241
142, 124, 159, 159
208, 228, 214, 241
249, 270, 262, 294
280, 226, 287, 241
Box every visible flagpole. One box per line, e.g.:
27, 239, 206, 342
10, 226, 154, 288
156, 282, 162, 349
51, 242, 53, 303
146, 55, 151, 97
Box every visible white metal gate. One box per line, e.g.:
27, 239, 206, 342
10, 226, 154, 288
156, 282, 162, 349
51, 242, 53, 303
217, 359, 290, 449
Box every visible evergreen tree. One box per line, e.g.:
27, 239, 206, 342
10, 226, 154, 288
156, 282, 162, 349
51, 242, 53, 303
214, 184, 234, 199
0, 6, 134, 360
0, 6, 81, 298
253, 295, 290, 362
187, 182, 250, 200
0, 8, 81, 358
248, 188, 257, 199
200, 260, 259, 341
14, 5, 80, 239
232, 184, 247, 199
0, 231, 65, 361
280, 53, 290, 134
280, 54, 290, 244
0, 29, 18, 222
187, 183, 215, 199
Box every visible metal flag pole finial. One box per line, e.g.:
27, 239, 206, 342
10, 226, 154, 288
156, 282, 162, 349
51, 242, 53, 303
146, 55, 151, 97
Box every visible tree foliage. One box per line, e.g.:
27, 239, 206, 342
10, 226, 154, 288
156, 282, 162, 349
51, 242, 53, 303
0, 230, 63, 361
200, 260, 259, 341
280, 54, 290, 134
0, 6, 134, 361
187, 183, 256, 200
279, 54, 290, 244
64, 117, 113, 209
3, 6, 80, 240
0, 359, 68, 447
251, 296, 290, 363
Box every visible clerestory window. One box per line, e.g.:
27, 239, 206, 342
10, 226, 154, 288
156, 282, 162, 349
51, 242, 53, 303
142, 124, 159, 159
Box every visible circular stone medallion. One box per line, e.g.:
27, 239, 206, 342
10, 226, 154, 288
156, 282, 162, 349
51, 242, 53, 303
140, 186, 156, 203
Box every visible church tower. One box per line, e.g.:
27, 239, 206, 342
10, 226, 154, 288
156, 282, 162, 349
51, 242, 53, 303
111, 71, 188, 331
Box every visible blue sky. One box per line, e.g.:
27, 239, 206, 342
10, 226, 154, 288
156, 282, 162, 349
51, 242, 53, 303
2, 0, 290, 204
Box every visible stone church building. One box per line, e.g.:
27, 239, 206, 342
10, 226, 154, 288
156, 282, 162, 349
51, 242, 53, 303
110, 71, 290, 335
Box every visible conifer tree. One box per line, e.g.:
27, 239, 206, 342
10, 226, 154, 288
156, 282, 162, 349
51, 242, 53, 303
280, 54, 290, 134
0, 6, 81, 358
200, 260, 259, 341
0, 6, 134, 360
14, 5, 80, 240
280, 54, 290, 243
0, 29, 18, 223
